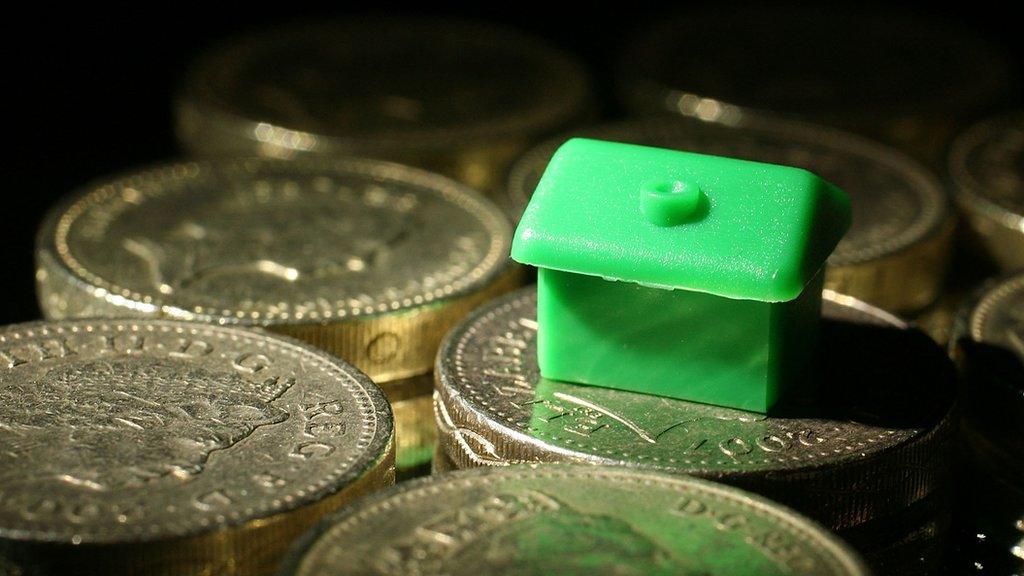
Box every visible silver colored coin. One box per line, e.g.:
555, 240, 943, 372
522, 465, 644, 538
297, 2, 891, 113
948, 112, 1024, 269
281, 465, 871, 576
434, 287, 956, 533
37, 158, 510, 325
0, 319, 393, 573
176, 18, 591, 159
507, 118, 948, 267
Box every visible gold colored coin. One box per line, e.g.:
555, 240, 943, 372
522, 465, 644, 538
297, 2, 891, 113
175, 17, 592, 193
379, 373, 436, 475
948, 112, 1024, 270
0, 319, 394, 575
507, 118, 953, 313
35, 157, 515, 384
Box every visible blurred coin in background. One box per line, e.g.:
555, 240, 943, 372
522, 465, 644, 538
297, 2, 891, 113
0, 319, 393, 575
280, 465, 871, 576
948, 112, 1024, 271
434, 287, 956, 575
176, 17, 593, 194
506, 118, 953, 314
615, 6, 1017, 167
949, 272, 1024, 574
35, 158, 517, 473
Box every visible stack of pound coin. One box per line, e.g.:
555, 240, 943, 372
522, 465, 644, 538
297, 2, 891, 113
948, 112, 1024, 271
505, 117, 953, 314
278, 465, 872, 576
433, 287, 957, 575
0, 319, 393, 575
614, 5, 1017, 167
34, 157, 517, 475
175, 17, 593, 195
948, 273, 1024, 574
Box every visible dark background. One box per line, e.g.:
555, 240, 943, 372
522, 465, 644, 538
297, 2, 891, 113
2, 2, 1020, 325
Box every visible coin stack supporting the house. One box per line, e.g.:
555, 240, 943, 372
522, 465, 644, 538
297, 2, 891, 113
614, 5, 1017, 168
434, 288, 957, 575
175, 17, 593, 195
279, 466, 872, 576
34, 158, 517, 475
948, 273, 1024, 574
0, 319, 393, 575
505, 118, 953, 316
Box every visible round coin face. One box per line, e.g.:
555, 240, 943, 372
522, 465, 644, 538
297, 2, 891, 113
0, 319, 392, 572
615, 7, 1014, 125
37, 158, 510, 326
177, 18, 590, 155
435, 287, 955, 532
282, 466, 870, 576
949, 112, 1024, 227
507, 118, 948, 267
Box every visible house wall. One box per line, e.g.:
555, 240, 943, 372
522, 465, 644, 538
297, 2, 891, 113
537, 268, 775, 412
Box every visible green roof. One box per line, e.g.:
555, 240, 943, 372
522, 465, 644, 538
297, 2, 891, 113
511, 138, 851, 301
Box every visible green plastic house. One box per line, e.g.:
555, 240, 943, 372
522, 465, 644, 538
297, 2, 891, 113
510, 138, 851, 413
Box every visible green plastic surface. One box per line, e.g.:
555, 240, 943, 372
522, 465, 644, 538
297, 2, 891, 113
512, 138, 850, 302
511, 138, 850, 412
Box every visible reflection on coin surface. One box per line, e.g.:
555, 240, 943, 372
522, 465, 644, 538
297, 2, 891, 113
36, 158, 513, 382
0, 319, 393, 575
176, 18, 591, 191
615, 6, 1015, 161
507, 118, 951, 312
434, 287, 955, 535
281, 466, 870, 576
949, 112, 1024, 269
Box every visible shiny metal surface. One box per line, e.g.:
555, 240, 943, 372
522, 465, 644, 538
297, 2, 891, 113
0, 319, 394, 575
434, 287, 956, 533
506, 118, 952, 311
35, 157, 514, 382
281, 465, 871, 576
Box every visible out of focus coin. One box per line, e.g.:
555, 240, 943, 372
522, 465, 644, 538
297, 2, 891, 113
948, 112, 1024, 270
615, 6, 1016, 164
434, 287, 955, 573
280, 465, 871, 576
950, 272, 1024, 462
176, 18, 592, 193
0, 319, 393, 575
507, 118, 953, 312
